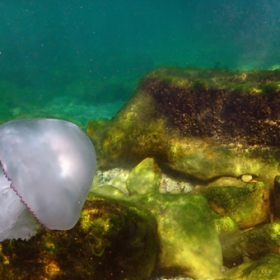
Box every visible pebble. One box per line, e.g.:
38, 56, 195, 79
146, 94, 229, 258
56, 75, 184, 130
241, 174, 253, 183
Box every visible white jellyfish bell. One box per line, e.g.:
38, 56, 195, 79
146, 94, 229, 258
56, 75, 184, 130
0, 118, 96, 241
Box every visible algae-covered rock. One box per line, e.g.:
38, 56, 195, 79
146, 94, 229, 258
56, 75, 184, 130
93, 185, 128, 199
87, 66, 280, 185
223, 253, 280, 279
0, 193, 158, 280
92, 160, 222, 279
195, 177, 270, 228
135, 193, 223, 279
212, 212, 239, 234
126, 157, 162, 195
240, 221, 280, 260
220, 221, 280, 267
92, 168, 130, 196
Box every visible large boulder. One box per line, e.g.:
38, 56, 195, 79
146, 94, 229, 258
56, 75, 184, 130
87, 66, 280, 185
86, 66, 280, 278
0, 194, 158, 280
141, 192, 222, 279
93, 158, 223, 279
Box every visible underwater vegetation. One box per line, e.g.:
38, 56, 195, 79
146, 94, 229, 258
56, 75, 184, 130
87, 66, 280, 182
0, 193, 158, 280
86, 66, 280, 278
2, 67, 280, 279
141, 66, 280, 146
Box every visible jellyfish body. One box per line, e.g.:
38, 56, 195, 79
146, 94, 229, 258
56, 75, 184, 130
0, 119, 96, 241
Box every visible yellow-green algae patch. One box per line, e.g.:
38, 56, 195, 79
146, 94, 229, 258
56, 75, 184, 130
126, 157, 162, 195
212, 212, 239, 234
132, 192, 222, 279
144, 66, 280, 94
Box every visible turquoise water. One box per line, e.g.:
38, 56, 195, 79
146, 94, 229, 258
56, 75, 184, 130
1, 0, 280, 127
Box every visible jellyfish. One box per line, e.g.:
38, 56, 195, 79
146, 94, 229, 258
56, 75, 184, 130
0, 118, 96, 241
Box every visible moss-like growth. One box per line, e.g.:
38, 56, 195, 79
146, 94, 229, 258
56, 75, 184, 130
212, 212, 239, 234
223, 253, 280, 279
133, 193, 223, 279
87, 67, 280, 184
0, 194, 158, 280
240, 221, 280, 261
126, 157, 162, 195
196, 179, 270, 229
91, 161, 223, 279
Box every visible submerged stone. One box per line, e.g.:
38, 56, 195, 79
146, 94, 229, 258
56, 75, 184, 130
126, 157, 162, 195
223, 253, 280, 279
87, 66, 280, 185
220, 221, 280, 268
140, 67, 280, 147
138, 193, 223, 279
194, 177, 271, 229
85, 66, 280, 278
92, 161, 223, 279
212, 212, 239, 234
90, 156, 279, 279
0, 194, 158, 280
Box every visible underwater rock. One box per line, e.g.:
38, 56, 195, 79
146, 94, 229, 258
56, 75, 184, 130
90, 159, 280, 279
127, 160, 223, 279
212, 212, 239, 234
194, 177, 271, 229
0, 193, 158, 280
93, 167, 130, 196
93, 184, 128, 199
241, 174, 253, 183
87, 66, 280, 185
139, 67, 280, 147
93, 187, 223, 279
222, 253, 280, 279
126, 157, 162, 195
92, 159, 223, 280
220, 221, 280, 268
140, 193, 223, 279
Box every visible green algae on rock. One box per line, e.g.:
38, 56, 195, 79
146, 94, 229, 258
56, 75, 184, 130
87, 66, 280, 185
85, 66, 280, 278
93, 188, 223, 279
194, 177, 271, 229
91, 157, 280, 279
92, 158, 223, 280
223, 253, 280, 280
0, 193, 158, 280
139, 193, 223, 279
220, 221, 280, 268
212, 212, 239, 234
126, 157, 162, 195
